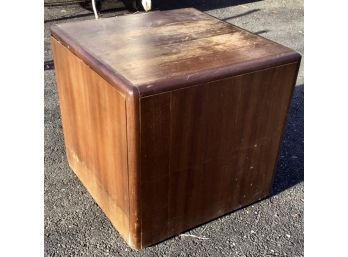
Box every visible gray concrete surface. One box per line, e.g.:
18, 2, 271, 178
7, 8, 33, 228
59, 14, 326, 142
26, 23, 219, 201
44, 0, 303, 256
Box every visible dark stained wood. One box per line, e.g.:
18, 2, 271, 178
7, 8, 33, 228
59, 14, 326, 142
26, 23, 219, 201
51, 8, 300, 96
139, 62, 300, 246
51, 7, 301, 249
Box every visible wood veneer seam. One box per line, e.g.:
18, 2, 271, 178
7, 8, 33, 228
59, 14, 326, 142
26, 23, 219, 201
268, 59, 302, 194
124, 97, 131, 245
136, 87, 142, 248
167, 91, 173, 238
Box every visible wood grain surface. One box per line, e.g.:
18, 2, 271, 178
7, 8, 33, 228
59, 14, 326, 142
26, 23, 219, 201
51, 8, 300, 96
51, 7, 301, 249
51, 38, 131, 242
139, 62, 300, 246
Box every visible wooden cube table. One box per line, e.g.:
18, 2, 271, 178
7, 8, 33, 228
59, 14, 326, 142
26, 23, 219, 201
51, 8, 301, 249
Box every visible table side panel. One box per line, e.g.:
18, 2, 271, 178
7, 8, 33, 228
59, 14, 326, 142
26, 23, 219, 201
139, 62, 299, 246
51, 37, 130, 240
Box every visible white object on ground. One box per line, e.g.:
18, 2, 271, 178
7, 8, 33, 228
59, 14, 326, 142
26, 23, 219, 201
180, 234, 209, 240
92, 0, 99, 19
142, 0, 152, 12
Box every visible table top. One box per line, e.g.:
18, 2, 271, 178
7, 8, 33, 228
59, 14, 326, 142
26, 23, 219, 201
51, 8, 300, 96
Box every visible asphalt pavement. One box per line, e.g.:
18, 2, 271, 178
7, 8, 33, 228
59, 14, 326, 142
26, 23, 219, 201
44, 0, 304, 256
